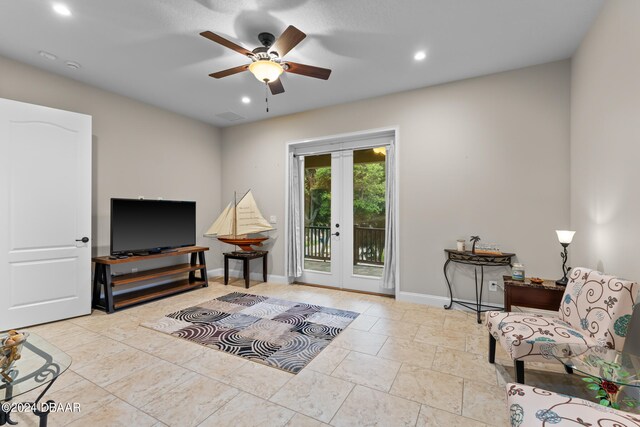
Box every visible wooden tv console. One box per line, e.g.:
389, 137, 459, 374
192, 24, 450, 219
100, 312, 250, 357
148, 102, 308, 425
92, 246, 209, 313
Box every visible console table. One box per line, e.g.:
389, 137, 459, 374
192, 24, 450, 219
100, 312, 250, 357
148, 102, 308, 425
224, 251, 268, 289
503, 275, 564, 312
443, 249, 515, 323
92, 246, 209, 313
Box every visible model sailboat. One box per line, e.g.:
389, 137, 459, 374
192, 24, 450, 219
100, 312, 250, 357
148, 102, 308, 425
205, 190, 274, 251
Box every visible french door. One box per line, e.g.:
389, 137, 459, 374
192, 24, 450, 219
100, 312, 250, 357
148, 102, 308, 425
298, 137, 392, 294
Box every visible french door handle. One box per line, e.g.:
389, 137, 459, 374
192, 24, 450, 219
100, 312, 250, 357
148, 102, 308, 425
76, 237, 89, 243
332, 232, 340, 237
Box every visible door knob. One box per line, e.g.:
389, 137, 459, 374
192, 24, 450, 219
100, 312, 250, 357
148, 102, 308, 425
76, 237, 89, 243
332, 232, 340, 237
335, 223, 340, 228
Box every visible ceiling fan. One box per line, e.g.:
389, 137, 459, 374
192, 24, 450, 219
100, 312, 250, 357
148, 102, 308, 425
200, 26, 332, 96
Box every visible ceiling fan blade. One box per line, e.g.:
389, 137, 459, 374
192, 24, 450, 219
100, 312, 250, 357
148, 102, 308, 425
200, 31, 253, 57
271, 26, 306, 58
269, 79, 285, 95
285, 62, 332, 80
209, 64, 249, 79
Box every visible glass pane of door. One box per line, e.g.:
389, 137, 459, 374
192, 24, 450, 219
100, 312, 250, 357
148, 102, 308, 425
304, 154, 332, 272
352, 147, 386, 278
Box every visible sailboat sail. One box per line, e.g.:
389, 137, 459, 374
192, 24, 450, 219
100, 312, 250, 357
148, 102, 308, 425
236, 191, 274, 235
204, 202, 235, 236
204, 191, 274, 238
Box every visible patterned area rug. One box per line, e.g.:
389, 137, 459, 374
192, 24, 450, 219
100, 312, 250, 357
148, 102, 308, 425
143, 292, 359, 373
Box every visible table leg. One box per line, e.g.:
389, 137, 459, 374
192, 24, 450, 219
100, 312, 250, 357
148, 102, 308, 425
104, 265, 114, 314
477, 266, 484, 324
244, 259, 250, 289
0, 405, 16, 426
262, 254, 267, 283
33, 401, 54, 427
101, 266, 108, 301
443, 259, 453, 309
474, 267, 480, 322
189, 253, 197, 282
32, 373, 58, 427
92, 264, 101, 308
198, 251, 208, 287
224, 256, 229, 285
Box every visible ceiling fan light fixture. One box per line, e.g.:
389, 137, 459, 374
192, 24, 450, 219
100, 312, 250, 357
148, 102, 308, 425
248, 60, 283, 83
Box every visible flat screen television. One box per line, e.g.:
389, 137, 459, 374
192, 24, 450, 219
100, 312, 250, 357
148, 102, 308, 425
110, 198, 196, 255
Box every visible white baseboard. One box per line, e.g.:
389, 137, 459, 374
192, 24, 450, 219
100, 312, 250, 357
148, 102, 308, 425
207, 268, 289, 285
396, 291, 450, 307
397, 291, 504, 312
204, 271, 503, 310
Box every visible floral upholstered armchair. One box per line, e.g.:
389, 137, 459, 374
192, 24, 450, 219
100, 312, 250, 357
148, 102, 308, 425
486, 267, 638, 383
506, 383, 640, 426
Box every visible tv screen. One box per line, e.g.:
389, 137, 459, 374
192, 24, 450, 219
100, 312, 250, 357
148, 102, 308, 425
110, 198, 196, 255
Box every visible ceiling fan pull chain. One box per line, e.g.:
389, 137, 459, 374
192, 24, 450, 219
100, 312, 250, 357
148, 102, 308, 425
265, 82, 270, 113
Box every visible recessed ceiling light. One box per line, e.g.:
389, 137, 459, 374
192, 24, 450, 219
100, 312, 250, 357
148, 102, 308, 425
65, 61, 81, 70
414, 51, 427, 61
38, 50, 57, 61
52, 3, 72, 16
241, 96, 251, 104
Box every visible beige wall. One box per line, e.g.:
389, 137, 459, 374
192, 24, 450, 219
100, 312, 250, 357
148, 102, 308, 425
571, 0, 640, 282
222, 60, 571, 302
0, 55, 223, 271
570, 0, 640, 356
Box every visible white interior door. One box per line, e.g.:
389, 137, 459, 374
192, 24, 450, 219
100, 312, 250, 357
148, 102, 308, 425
0, 98, 92, 330
298, 137, 392, 294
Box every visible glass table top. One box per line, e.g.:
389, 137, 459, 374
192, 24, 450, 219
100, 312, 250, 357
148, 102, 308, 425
1, 332, 71, 402
550, 344, 640, 388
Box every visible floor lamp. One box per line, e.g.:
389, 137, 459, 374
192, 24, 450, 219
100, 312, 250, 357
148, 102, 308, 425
555, 230, 576, 286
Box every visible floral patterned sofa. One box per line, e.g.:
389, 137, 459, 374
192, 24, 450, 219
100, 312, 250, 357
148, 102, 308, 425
506, 383, 640, 426
486, 267, 638, 383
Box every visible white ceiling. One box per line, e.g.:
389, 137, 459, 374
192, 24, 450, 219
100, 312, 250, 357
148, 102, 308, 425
0, 0, 603, 127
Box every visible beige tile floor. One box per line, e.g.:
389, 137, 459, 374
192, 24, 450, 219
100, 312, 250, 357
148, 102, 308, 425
11, 278, 596, 427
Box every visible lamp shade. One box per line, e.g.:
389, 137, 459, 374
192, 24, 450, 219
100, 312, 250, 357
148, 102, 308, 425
248, 60, 283, 83
556, 230, 576, 244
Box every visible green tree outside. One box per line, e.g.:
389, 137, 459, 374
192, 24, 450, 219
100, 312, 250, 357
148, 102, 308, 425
305, 162, 385, 228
